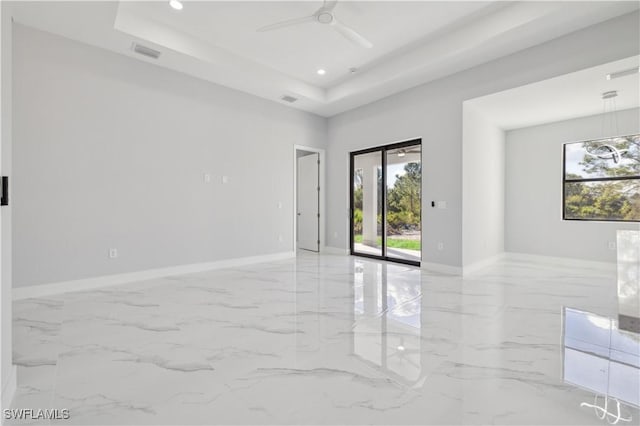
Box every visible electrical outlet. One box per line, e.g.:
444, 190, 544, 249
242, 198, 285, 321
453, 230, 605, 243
278, 235, 283, 242
437, 242, 444, 251
334, 231, 338, 239
277, 201, 282, 209
109, 248, 118, 259
608, 241, 616, 250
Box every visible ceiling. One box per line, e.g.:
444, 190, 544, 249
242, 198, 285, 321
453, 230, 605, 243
118, 1, 501, 88
466, 55, 640, 130
9, 1, 640, 117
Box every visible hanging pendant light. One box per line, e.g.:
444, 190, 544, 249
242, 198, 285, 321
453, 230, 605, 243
586, 90, 625, 163
600, 90, 620, 138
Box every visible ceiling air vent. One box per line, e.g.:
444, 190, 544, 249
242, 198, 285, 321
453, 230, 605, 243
131, 42, 161, 60
281, 95, 298, 103
606, 67, 640, 80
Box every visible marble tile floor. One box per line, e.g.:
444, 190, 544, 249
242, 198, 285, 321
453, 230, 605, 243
9, 252, 640, 425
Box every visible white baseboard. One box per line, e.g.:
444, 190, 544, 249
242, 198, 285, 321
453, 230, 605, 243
13, 251, 296, 300
420, 261, 462, 275
321, 246, 349, 255
1, 364, 17, 412
463, 253, 506, 276
422, 251, 617, 277
504, 252, 616, 273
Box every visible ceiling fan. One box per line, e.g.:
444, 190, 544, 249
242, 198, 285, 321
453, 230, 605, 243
257, 0, 373, 49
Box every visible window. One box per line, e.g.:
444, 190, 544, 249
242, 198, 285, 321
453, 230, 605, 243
563, 134, 639, 222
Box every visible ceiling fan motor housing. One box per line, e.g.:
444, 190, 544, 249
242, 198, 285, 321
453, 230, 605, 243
317, 12, 334, 24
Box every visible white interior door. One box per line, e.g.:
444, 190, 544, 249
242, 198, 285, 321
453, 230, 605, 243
297, 153, 319, 252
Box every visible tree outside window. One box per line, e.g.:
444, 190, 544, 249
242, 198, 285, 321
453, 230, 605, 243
563, 134, 639, 222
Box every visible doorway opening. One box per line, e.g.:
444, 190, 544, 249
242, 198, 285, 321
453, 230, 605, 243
294, 146, 324, 253
350, 139, 422, 266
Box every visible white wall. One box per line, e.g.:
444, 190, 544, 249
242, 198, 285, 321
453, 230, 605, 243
462, 104, 505, 268
505, 108, 640, 263
0, 1, 15, 410
13, 24, 327, 288
326, 11, 639, 268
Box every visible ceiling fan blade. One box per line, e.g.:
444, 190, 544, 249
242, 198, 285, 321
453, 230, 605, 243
331, 19, 373, 48
323, 0, 338, 11
257, 15, 315, 32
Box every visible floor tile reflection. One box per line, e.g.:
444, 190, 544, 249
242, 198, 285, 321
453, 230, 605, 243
11, 253, 640, 425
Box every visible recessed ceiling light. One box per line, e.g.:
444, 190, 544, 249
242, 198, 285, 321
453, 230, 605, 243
317, 69, 326, 76
169, 0, 183, 11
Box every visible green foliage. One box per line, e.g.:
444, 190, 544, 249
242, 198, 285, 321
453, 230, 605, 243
387, 162, 421, 233
565, 180, 639, 221
353, 168, 364, 233
354, 187, 363, 210
567, 135, 640, 221
353, 235, 420, 250
387, 211, 417, 230
353, 208, 363, 233
353, 168, 364, 211
352, 160, 422, 244
579, 137, 639, 177
386, 238, 421, 250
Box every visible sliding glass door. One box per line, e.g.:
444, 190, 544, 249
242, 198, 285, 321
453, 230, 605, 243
352, 150, 383, 257
350, 139, 421, 266
385, 145, 421, 263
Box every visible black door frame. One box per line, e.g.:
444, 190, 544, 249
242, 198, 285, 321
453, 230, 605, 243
349, 138, 422, 267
